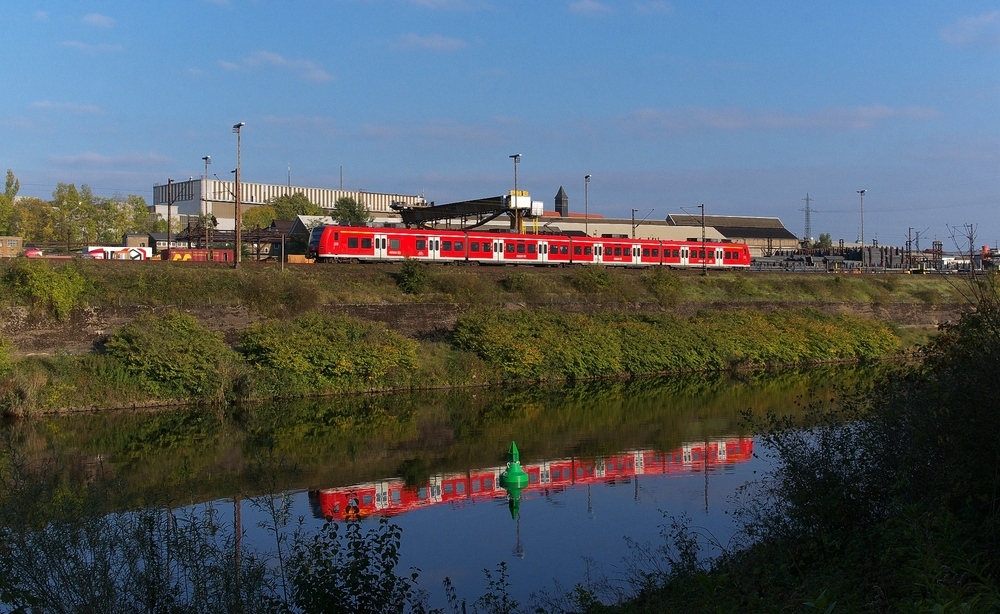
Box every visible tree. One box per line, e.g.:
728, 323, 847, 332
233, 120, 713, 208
9, 197, 53, 243
271, 192, 323, 221
0, 169, 19, 235
331, 196, 372, 225
242, 205, 276, 231
814, 233, 833, 250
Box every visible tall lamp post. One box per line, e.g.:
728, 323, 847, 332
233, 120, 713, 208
857, 189, 866, 269
584, 174, 591, 236
202, 156, 211, 252
233, 122, 245, 267
509, 153, 521, 231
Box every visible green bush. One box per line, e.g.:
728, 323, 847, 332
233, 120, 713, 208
0, 334, 11, 375
642, 267, 683, 305
1, 260, 87, 320
569, 266, 616, 294
241, 312, 418, 395
395, 259, 427, 295
104, 310, 237, 399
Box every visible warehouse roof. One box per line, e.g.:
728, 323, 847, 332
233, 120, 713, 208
667, 214, 799, 241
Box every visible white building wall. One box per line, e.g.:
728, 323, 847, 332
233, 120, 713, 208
152, 179, 426, 230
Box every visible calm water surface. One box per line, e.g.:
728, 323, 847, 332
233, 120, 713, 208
4, 367, 865, 606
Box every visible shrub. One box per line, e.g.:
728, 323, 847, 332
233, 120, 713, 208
104, 310, 237, 399
0, 334, 12, 375
569, 266, 616, 294
241, 312, 418, 395
642, 268, 683, 305
395, 259, 427, 295
1, 260, 87, 320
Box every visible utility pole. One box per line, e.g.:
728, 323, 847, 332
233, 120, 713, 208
584, 174, 591, 236
166, 178, 173, 257
700, 203, 707, 276
801, 193, 813, 245
907, 227, 913, 270
509, 153, 521, 232
857, 189, 866, 269
202, 156, 211, 254
631, 209, 636, 239
233, 122, 245, 268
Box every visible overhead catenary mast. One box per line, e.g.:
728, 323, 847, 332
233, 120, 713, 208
801, 193, 813, 243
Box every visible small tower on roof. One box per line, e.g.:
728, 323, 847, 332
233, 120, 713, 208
555, 186, 569, 217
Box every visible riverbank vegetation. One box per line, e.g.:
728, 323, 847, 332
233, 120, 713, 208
575, 274, 1000, 612
0, 305, 896, 415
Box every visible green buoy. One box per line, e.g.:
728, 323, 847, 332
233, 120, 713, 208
499, 441, 529, 519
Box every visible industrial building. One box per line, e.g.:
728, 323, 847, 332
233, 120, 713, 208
151, 178, 426, 231
666, 214, 800, 257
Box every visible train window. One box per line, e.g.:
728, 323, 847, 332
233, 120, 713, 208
529, 473, 539, 484
484, 242, 492, 252
700, 250, 706, 258
362, 494, 373, 505
585, 246, 592, 255
506, 243, 514, 253
442, 240, 452, 251
347, 237, 359, 248
418, 487, 427, 499
527, 244, 536, 254
391, 490, 401, 502
516, 243, 525, 253
643, 248, 650, 257
444, 484, 453, 495
389, 239, 400, 249
455, 241, 463, 251
671, 249, 678, 257
334, 232, 339, 240
361, 238, 372, 249
484, 478, 494, 489
561, 246, 569, 254
471, 480, 481, 493
416, 240, 426, 250
613, 247, 621, 256
652, 248, 659, 256
471, 242, 480, 252
456, 482, 465, 494
574, 246, 582, 255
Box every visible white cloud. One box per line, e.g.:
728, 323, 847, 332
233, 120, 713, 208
394, 33, 468, 51
34, 11, 49, 21
30, 100, 102, 114
82, 13, 116, 29
941, 11, 1000, 50
50, 152, 172, 168
634, 1, 673, 15
625, 105, 941, 133
569, 0, 612, 16
217, 51, 332, 82
60, 40, 123, 53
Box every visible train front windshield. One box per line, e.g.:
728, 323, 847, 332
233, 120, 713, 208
308, 226, 325, 249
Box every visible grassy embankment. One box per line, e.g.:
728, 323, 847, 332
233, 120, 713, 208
0, 258, 954, 414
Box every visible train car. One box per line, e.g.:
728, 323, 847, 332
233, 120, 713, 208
308, 224, 752, 270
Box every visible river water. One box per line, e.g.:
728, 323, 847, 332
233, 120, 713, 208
0, 366, 867, 608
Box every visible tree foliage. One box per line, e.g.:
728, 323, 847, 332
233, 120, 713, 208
814, 232, 833, 249
331, 197, 372, 225
1, 260, 87, 320
242, 205, 277, 231
271, 192, 323, 220
0, 169, 19, 235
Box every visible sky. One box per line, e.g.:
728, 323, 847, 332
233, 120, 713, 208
2, 1, 998, 249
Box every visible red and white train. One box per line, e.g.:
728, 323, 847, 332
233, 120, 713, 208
307, 225, 751, 269
310, 438, 753, 521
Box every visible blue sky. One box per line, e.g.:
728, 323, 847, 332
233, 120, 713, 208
3, 1, 998, 248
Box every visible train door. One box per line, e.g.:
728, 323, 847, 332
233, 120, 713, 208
538, 241, 549, 264
715, 248, 723, 267
427, 235, 441, 261
493, 239, 504, 262
680, 247, 690, 266
631, 244, 641, 266
374, 233, 388, 260
374, 482, 390, 510
428, 476, 443, 503
633, 451, 646, 475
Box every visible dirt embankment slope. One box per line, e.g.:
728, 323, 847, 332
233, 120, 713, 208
0, 301, 964, 358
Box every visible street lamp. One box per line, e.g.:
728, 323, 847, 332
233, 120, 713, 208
166, 178, 173, 255
857, 189, 866, 269
202, 156, 211, 252
509, 154, 521, 231
233, 122, 245, 267
584, 174, 591, 236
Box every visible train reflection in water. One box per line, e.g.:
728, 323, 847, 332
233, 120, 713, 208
309, 438, 753, 521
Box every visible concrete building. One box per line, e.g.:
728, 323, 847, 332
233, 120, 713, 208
151, 178, 426, 231
667, 214, 799, 257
